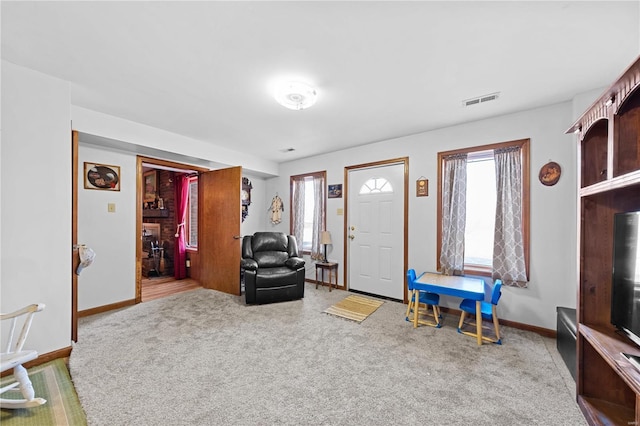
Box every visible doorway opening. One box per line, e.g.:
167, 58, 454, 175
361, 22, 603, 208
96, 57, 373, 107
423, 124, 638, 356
137, 157, 208, 302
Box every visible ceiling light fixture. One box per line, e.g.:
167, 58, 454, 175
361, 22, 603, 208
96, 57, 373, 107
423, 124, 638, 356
275, 81, 318, 110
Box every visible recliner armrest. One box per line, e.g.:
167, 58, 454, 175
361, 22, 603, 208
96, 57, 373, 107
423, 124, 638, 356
241, 258, 258, 271
285, 257, 305, 270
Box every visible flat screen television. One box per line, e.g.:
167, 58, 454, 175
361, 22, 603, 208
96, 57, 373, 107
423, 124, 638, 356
611, 211, 640, 347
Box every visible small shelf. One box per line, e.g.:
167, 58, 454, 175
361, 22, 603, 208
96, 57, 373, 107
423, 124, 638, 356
580, 119, 609, 188
580, 324, 640, 389
143, 209, 169, 218
578, 396, 634, 426
579, 170, 640, 197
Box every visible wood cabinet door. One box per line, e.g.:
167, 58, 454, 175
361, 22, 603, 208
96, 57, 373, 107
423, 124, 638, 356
198, 166, 242, 295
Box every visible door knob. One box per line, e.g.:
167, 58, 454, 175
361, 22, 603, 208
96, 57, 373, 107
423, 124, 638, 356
233, 235, 242, 239
350, 226, 356, 231
348, 235, 355, 240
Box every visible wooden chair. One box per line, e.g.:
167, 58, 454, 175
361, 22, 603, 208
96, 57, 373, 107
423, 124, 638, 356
406, 269, 441, 328
1, 303, 47, 409
458, 280, 503, 344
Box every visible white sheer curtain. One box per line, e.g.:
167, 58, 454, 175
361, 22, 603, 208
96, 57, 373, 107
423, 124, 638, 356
291, 176, 306, 249
440, 153, 467, 275
310, 175, 326, 260
493, 146, 527, 287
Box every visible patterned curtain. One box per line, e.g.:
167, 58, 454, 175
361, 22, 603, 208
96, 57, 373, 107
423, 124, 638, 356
310, 175, 326, 260
440, 153, 467, 275
291, 176, 306, 249
493, 146, 527, 287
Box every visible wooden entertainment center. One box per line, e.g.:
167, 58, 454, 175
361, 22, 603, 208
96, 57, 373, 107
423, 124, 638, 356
567, 56, 640, 425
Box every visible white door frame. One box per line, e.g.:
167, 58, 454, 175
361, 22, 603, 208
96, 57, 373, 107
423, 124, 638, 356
343, 157, 409, 303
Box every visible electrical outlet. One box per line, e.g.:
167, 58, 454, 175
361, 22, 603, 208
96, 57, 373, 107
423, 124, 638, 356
108, 203, 116, 213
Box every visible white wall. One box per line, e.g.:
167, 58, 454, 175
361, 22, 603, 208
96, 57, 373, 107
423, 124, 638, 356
571, 87, 606, 123
72, 106, 279, 178
239, 173, 268, 237
1, 61, 72, 355
77, 144, 137, 310
267, 101, 579, 331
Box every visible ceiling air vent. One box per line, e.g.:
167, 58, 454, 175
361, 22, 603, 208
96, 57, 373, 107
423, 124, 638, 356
463, 92, 500, 107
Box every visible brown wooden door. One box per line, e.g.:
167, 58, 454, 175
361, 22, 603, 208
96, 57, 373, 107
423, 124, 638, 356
71, 130, 79, 341
198, 166, 242, 295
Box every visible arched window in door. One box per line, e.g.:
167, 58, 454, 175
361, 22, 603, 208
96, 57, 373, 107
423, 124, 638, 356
359, 177, 393, 194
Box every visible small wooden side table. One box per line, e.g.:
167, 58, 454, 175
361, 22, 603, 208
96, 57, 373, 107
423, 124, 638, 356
315, 262, 338, 292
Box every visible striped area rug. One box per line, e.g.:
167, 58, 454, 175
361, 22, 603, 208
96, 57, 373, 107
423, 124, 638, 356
323, 294, 384, 323
1, 359, 86, 426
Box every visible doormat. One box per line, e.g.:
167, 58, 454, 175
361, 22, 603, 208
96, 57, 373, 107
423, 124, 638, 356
323, 294, 384, 323
1, 358, 87, 426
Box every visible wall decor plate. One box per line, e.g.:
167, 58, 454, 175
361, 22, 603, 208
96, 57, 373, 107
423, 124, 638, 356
539, 161, 561, 186
84, 162, 120, 190
416, 177, 428, 197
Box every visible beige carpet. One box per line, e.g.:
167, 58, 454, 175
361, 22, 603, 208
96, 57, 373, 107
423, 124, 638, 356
70, 285, 586, 426
323, 294, 384, 323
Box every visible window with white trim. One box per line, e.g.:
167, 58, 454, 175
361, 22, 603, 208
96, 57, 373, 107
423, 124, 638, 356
186, 176, 198, 248
463, 150, 496, 268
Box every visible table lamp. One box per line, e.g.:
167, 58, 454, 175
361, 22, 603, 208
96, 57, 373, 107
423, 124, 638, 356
321, 231, 332, 263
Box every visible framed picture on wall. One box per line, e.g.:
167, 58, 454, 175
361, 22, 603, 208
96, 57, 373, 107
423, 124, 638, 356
328, 184, 342, 198
84, 162, 120, 191
143, 170, 157, 202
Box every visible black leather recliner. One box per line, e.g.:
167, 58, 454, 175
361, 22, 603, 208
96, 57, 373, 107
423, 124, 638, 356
241, 232, 305, 304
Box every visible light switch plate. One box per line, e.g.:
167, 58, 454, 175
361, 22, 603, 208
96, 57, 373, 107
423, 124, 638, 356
108, 203, 116, 213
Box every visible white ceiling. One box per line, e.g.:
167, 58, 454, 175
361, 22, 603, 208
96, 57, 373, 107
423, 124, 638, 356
2, 1, 639, 163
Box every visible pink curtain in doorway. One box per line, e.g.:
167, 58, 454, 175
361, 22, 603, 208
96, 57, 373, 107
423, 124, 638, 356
174, 174, 190, 279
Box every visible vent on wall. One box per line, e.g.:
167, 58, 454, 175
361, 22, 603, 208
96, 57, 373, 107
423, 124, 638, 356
463, 92, 500, 107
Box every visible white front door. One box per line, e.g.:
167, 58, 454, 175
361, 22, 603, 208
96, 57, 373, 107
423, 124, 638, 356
347, 162, 404, 300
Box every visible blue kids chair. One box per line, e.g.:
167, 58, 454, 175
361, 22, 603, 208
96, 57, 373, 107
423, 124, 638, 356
406, 269, 441, 328
457, 280, 503, 344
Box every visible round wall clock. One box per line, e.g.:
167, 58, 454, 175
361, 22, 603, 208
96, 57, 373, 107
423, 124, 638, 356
241, 188, 250, 204
242, 177, 252, 206
539, 161, 561, 186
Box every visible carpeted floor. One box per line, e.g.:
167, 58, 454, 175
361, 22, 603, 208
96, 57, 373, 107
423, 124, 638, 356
70, 284, 585, 426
